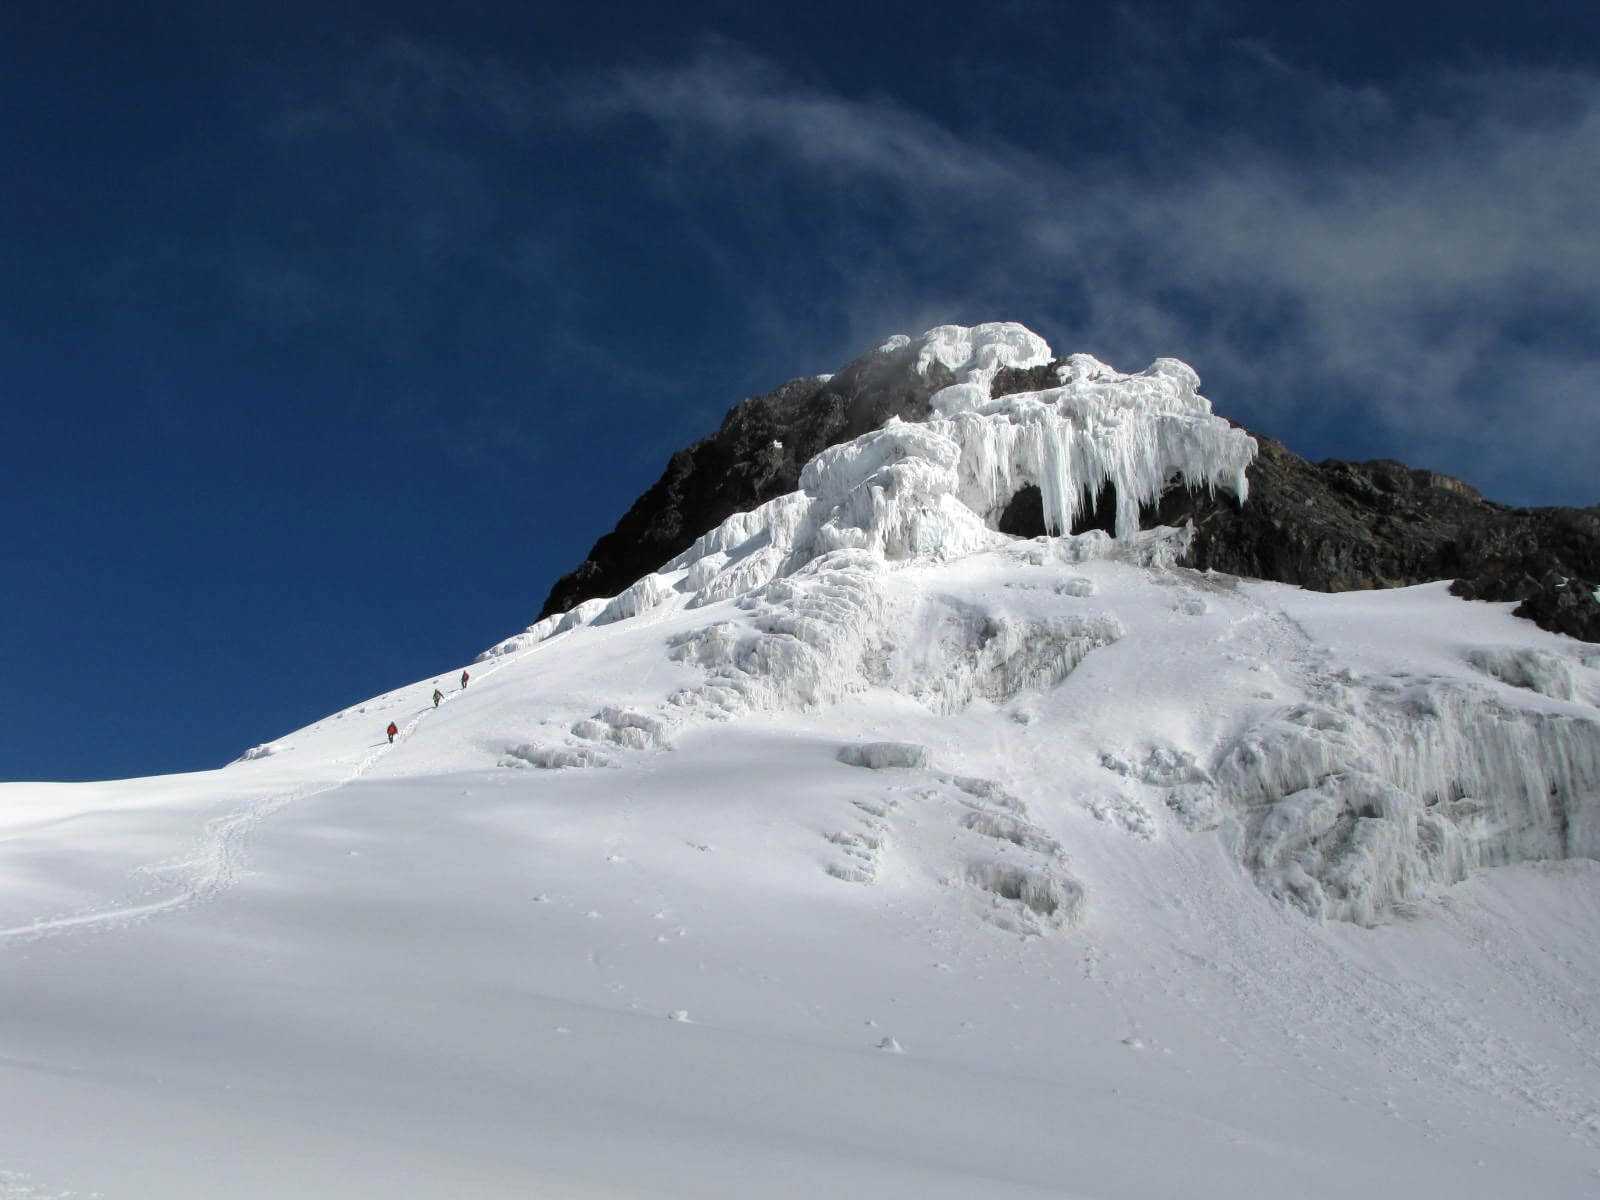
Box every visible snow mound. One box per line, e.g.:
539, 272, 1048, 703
501, 745, 616, 770
825, 825, 886, 885
662, 549, 1124, 725
478, 614, 562, 661
558, 599, 608, 634
963, 859, 1085, 933
1101, 746, 1219, 832
1102, 745, 1210, 787
1467, 646, 1581, 702
1086, 792, 1159, 840
667, 552, 889, 715
572, 707, 674, 751
961, 809, 1063, 857
879, 600, 1124, 715
234, 743, 277, 762
838, 742, 929, 770
940, 772, 1028, 813
596, 575, 675, 627
1163, 783, 1227, 832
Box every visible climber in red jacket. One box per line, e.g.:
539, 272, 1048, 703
460, 669, 470, 689
387, 722, 398, 744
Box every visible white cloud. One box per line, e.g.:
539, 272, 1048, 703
584, 42, 1600, 504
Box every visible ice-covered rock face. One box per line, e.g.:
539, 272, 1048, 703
481, 323, 1255, 660
937, 349, 1254, 541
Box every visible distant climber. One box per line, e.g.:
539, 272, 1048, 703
433, 688, 443, 708
387, 721, 398, 744
461, 670, 470, 689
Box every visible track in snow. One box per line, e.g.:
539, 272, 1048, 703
0, 653, 527, 947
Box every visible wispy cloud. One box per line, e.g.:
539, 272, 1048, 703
582, 44, 1029, 198
115, 29, 1598, 505
580, 40, 1600, 504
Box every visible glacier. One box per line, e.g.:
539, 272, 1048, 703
3, 323, 1599, 1197
489, 324, 1599, 931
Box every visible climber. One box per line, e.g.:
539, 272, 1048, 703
460, 669, 470, 689
387, 721, 398, 744
433, 687, 443, 708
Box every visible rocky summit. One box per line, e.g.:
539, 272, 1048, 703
542, 333, 1600, 644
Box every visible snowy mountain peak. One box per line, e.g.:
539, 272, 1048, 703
503, 323, 1257, 651
908, 321, 1053, 387
6, 343, 1600, 1199
472, 324, 1597, 946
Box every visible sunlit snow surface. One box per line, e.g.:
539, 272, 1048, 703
3, 326, 1600, 1197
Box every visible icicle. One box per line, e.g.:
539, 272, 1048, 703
540, 324, 1258, 634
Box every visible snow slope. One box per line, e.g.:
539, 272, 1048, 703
4, 325, 1600, 1198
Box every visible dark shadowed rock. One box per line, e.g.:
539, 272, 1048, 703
1137, 435, 1600, 643
539, 341, 954, 619
542, 348, 1600, 644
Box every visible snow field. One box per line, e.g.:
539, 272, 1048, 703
3, 322, 1599, 1195
12, 550, 1600, 1196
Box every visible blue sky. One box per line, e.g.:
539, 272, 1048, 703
4, 1, 1598, 781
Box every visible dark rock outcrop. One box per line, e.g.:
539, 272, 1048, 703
1141, 437, 1600, 642
539, 341, 954, 619
542, 345, 1600, 644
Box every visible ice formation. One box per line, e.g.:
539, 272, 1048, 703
1215, 680, 1600, 925
662, 327, 1255, 600
1466, 646, 1581, 701
483, 322, 1255, 657
657, 545, 1128, 722
837, 742, 930, 770
479, 321, 1600, 930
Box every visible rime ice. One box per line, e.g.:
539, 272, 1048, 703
490, 324, 1257, 644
